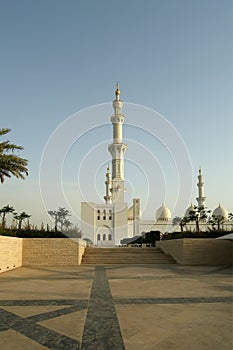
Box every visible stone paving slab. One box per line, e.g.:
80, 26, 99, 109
0, 264, 232, 349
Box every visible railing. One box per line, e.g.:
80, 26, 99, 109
119, 243, 155, 248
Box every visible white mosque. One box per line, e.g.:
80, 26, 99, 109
81, 85, 231, 246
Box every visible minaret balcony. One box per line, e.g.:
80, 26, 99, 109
108, 143, 128, 158
111, 115, 125, 124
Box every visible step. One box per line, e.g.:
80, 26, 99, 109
81, 247, 176, 265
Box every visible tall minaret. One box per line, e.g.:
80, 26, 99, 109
104, 165, 112, 204
108, 83, 128, 203
196, 168, 206, 208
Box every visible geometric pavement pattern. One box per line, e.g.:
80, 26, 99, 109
0, 265, 232, 349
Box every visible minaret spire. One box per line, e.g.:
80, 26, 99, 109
115, 82, 120, 101
196, 167, 206, 208
108, 83, 128, 203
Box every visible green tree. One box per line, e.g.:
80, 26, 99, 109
48, 207, 71, 231
0, 128, 28, 183
48, 210, 59, 231
14, 211, 31, 230
63, 218, 72, 231
0, 205, 14, 227
65, 225, 82, 238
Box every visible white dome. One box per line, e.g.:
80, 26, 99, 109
212, 204, 228, 220
185, 203, 196, 217
156, 203, 171, 221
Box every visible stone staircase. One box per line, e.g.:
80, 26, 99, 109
81, 247, 176, 265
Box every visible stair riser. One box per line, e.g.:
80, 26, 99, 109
81, 248, 176, 265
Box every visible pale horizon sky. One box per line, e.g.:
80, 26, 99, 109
0, 0, 232, 227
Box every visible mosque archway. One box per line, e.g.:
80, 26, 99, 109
96, 226, 113, 246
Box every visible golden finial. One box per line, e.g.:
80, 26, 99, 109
115, 81, 120, 99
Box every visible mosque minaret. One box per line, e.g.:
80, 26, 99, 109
81, 85, 231, 246
108, 83, 128, 203
196, 167, 206, 208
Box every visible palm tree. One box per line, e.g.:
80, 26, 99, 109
208, 215, 225, 231
0, 128, 28, 183
13, 211, 31, 230
0, 205, 14, 227
172, 216, 189, 232
187, 205, 211, 233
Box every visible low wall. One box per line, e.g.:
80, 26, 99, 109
157, 239, 184, 263
0, 237, 86, 273
0, 236, 23, 273
22, 238, 86, 266
157, 238, 233, 265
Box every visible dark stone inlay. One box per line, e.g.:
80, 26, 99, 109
81, 266, 125, 350
0, 323, 8, 331
0, 308, 80, 350
200, 266, 233, 275
114, 296, 233, 304
27, 302, 88, 323
0, 299, 86, 306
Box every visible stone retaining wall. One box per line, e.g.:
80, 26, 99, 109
0, 237, 86, 273
0, 236, 23, 273
157, 238, 233, 265
22, 238, 86, 266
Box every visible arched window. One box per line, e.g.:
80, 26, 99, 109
103, 234, 106, 241
97, 210, 100, 220
109, 210, 112, 220
103, 209, 106, 220
97, 234, 101, 241
108, 234, 112, 240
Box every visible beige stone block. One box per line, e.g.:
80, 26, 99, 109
0, 330, 48, 350
39, 309, 87, 342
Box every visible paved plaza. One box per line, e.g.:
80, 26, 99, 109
0, 264, 232, 349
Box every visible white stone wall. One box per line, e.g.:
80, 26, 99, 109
81, 202, 96, 244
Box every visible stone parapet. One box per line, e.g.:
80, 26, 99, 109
0, 237, 86, 273
22, 238, 86, 267
157, 238, 233, 265
0, 236, 23, 273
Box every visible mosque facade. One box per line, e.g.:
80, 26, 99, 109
81, 86, 231, 246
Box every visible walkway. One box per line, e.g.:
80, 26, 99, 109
0, 264, 232, 349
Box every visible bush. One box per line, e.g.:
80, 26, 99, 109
0, 227, 67, 238
161, 231, 230, 240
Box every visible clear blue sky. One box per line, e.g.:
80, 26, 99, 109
0, 0, 232, 226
